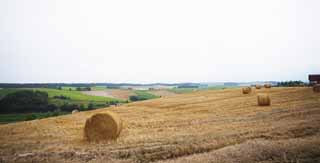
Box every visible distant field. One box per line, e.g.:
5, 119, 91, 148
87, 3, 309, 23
0, 112, 68, 124
169, 86, 238, 94
61, 86, 107, 91
133, 90, 160, 100
61, 86, 77, 91
0, 88, 122, 107
82, 89, 135, 100
148, 90, 177, 97
207, 85, 239, 90
91, 86, 108, 91
169, 88, 197, 94
82, 89, 164, 100
81, 87, 236, 101
28, 88, 113, 101
30, 88, 122, 106
0, 87, 234, 124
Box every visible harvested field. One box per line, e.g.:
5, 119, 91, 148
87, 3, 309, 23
82, 89, 136, 100
0, 87, 320, 163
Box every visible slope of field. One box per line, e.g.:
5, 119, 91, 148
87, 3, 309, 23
0, 87, 320, 163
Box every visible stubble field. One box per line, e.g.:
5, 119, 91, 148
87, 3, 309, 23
0, 87, 319, 163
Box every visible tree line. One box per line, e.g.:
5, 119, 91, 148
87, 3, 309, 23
276, 81, 305, 87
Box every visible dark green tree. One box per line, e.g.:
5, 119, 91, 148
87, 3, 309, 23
0, 90, 50, 113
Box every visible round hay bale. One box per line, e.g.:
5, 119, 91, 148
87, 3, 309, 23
242, 87, 252, 94
255, 85, 262, 89
72, 109, 79, 114
264, 83, 272, 88
84, 112, 122, 142
313, 84, 320, 92
257, 94, 271, 106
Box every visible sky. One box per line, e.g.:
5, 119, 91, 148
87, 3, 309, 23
0, 0, 319, 83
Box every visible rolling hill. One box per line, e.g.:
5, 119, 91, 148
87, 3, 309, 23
0, 87, 319, 163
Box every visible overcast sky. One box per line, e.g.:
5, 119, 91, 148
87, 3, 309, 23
0, 0, 319, 83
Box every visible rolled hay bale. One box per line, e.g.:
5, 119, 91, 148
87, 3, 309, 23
264, 83, 272, 88
72, 109, 79, 114
255, 84, 262, 89
242, 87, 252, 94
84, 112, 122, 142
313, 84, 320, 92
257, 94, 271, 106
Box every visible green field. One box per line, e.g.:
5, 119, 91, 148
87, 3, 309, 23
0, 88, 122, 107
169, 88, 197, 94
0, 88, 123, 123
133, 90, 160, 100
32, 88, 122, 107
61, 86, 77, 91
0, 112, 68, 124
206, 85, 239, 90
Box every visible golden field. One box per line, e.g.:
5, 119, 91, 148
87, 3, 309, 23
0, 87, 320, 163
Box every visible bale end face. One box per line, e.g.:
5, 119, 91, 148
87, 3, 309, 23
242, 87, 252, 94
84, 112, 122, 142
313, 84, 320, 92
257, 94, 271, 106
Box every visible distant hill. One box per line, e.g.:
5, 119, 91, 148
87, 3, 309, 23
0, 81, 279, 89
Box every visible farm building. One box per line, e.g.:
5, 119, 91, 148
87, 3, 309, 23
309, 74, 320, 84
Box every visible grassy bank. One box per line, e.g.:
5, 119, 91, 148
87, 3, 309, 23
0, 112, 68, 124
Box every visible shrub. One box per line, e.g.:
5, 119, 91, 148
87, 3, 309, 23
80, 104, 86, 111
60, 103, 78, 112
129, 95, 143, 101
88, 103, 94, 110
25, 114, 37, 121
53, 95, 70, 100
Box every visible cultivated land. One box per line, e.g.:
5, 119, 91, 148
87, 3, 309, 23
82, 89, 175, 100
82, 89, 136, 100
0, 87, 320, 162
0, 88, 120, 107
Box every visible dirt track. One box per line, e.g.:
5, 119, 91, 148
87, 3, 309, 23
0, 87, 319, 163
